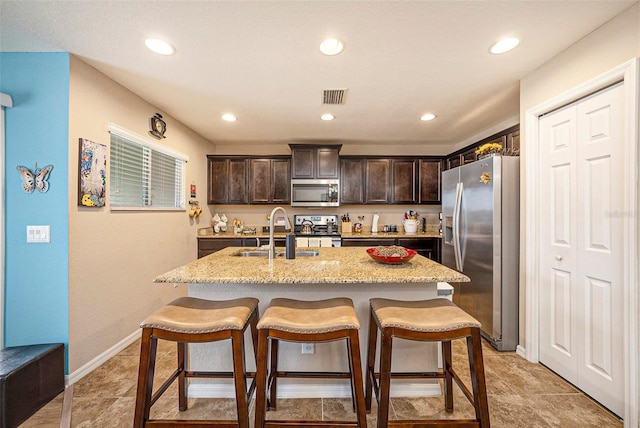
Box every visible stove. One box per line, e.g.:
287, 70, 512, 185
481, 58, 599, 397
293, 214, 341, 247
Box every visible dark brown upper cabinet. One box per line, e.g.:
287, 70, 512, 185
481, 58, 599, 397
249, 157, 291, 204
290, 144, 341, 179
207, 157, 249, 204
365, 159, 391, 204
419, 159, 442, 204
391, 159, 417, 204
444, 125, 519, 171
340, 158, 365, 204
208, 155, 289, 205
340, 156, 440, 205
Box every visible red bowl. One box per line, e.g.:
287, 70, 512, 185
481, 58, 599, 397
366, 247, 417, 264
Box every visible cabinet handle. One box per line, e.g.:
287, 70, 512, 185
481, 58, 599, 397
555, 255, 563, 261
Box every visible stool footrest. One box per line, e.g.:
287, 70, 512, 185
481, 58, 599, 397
151, 368, 181, 406
372, 371, 445, 380
147, 420, 247, 427
187, 371, 256, 379
273, 370, 352, 379
386, 420, 481, 427
264, 421, 361, 427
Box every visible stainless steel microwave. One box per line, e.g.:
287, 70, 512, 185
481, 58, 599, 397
290, 179, 340, 207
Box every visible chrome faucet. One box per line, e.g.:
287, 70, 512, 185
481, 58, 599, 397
268, 206, 292, 260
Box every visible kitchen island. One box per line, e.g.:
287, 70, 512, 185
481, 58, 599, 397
154, 246, 469, 399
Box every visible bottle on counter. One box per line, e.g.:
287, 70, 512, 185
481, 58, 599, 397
285, 233, 296, 259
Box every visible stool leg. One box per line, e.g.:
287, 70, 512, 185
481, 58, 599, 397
347, 330, 368, 428
134, 328, 157, 428
376, 328, 394, 428
365, 308, 378, 411
254, 329, 270, 428
231, 330, 250, 428
442, 339, 454, 412
467, 328, 490, 427
267, 338, 279, 410
178, 341, 188, 411
247, 309, 260, 400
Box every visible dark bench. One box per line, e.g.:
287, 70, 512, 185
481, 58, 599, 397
0, 343, 65, 428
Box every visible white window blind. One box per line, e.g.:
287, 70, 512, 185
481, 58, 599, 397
108, 125, 187, 210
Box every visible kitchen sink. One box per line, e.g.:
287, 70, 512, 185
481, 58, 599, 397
232, 249, 319, 257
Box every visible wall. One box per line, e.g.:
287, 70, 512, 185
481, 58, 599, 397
67, 56, 214, 376
0, 53, 70, 356
519, 3, 640, 350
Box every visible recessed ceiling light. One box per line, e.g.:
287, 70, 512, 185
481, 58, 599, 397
144, 38, 176, 56
319, 39, 344, 56
490, 37, 520, 54
221, 113, 237, 122
321, 113, 335, 121
420, 113, 436, 121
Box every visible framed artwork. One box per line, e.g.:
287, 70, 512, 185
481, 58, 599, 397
78, 138, 107, 207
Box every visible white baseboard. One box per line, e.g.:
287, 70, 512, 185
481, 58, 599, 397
188, 382, 442, 399
516, 344, 526, 359
65, 329, 141, 386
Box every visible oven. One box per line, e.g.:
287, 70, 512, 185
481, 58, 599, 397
293, 214, 341, 247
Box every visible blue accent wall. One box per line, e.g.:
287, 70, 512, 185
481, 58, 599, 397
1, 53, 69, 369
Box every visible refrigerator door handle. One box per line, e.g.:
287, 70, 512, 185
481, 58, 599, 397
452, 182, 463, 271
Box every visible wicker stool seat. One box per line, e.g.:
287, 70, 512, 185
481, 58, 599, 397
254, 297, 367, 428
133, 296, 259, 428
366, 298, 490, 427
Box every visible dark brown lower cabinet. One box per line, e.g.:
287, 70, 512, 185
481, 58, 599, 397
342, 237, 441, 263
197, 237, 285, 258
341, 238, 396, 247
396, 238, 441, 263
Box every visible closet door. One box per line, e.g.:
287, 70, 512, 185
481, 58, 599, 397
538, 83, 624, 417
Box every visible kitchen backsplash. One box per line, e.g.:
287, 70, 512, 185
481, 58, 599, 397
202, 205, 442, 231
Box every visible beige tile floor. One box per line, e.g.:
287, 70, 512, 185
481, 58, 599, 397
20, 338, 622, 427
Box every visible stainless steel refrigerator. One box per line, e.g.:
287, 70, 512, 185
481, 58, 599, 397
441, 156, 519, 351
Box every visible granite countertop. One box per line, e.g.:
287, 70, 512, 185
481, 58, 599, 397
154, 246, 468, 285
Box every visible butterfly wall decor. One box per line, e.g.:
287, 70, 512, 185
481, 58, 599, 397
16, 163, 54, 193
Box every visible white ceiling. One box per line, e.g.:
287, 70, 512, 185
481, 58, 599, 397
0, 1, 635, 150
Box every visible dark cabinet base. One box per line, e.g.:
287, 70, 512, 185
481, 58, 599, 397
198, 238, 285, 258
1, 343, 65, 428
342, 237, 441, 263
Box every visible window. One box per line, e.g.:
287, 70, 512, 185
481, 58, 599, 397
108, 123, 187, 210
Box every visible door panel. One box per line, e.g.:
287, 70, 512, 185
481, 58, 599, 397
585, 276, 613, 377
539, 83, 624, 417
540, 104, 578, 384
456, 160, 496, 340
551, 269, 573, 358
441, 168, 459, 269
574, 84, 624, 416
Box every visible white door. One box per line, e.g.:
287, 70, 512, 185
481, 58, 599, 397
538, 83, 624, 417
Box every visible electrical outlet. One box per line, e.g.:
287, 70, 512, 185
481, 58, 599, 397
301, 343, 314, 354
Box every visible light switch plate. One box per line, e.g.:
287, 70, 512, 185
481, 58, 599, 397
27, 225, 50, 243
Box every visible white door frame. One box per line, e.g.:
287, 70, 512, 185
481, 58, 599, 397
524, 59, 639, 426
0, 92, 13, 351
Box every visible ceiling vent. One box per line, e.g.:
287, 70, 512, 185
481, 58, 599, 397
323, 89, 347, 105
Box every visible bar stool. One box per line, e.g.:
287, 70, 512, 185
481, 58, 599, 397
365, 298, 490, 427
254, 297, 367, 428
133, 296, 259, 428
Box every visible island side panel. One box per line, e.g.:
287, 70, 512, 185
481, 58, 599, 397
186, 281, 441, 399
